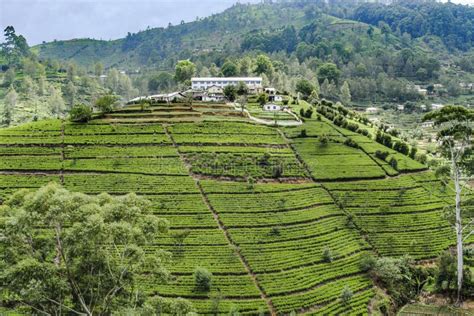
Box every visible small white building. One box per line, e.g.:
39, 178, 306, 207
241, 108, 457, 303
366, 107, 379, 114
397, 104, 405, 111
264, 104, 281, 111
150, 92, 185, 103
431, 103, 444, 110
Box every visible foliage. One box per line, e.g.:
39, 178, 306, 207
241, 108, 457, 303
95, 95, 118, 113
175, 60, 196, 84
361, 255, 430, 307
341, 286, 353, 305
0, 183, 171, 315
148, 72, 175, 93
223, 85, 237, 102
295, 78, 315, 98
221, 60, 238, 77
194, 267, 212, 292
317, 63, 341, 84
353, 1, 474, 51
69, 104, 93, 123
257, 93, 269, 106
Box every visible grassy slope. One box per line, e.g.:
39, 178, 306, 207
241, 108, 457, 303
0, 104, 472, 314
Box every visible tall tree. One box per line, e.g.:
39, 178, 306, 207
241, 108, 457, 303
255, 54, 273, 76
1, 26, 29, 64
2, 86, 17, 126
0, 183, 176, 315
221, 60, 238, 77
175, 60, 196, 84
423, 106, 473, 303
317, 63, 341, 84
3, 67, 16, 87
48, 86, 65, 118
62, 81, 77, 109
94, 62, 104, 77
340, 81, 352, 106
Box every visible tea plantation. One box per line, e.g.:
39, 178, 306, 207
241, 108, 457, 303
0, 105, 471, 315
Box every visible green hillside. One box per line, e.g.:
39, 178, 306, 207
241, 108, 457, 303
1, 103, 472, 314
32, 1, 449, 70
34, 3, 312, 69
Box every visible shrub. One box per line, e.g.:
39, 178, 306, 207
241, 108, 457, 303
269, 227, 281, 236
194, 267, 212, 292
319, 134, 329, 147
272, 163, 283, 178
299, 129, 307, 138
375, 150, 390, 161
69, 104, 92, 123
95, 95, 118, 113
389, 157, 398, 170
344, 138, 359, 149
322, 247, 333, 263
341, 286, 353, 305
416, 153, 428, 164
393, 141, 410, 155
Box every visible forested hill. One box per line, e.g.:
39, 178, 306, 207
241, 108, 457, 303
351, 0, 474, 51
34, 0, 474, 70
34, 2, 313, 69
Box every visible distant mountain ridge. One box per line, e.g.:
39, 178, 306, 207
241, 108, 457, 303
33, 0, 473, 70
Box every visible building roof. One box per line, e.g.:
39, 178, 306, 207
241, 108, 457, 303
191, 77, 263, 82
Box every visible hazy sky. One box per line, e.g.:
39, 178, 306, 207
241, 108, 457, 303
0, 0, 260, 45
0, 0, 473, 46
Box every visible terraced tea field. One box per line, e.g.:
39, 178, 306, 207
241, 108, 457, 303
0, 108, 467, 315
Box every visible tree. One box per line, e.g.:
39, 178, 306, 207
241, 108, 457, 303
2, 26, 30, 65
94, 62, 104, 77
194, 267, 212, 292
238, 95, 247, 114
3, 67, 16, 87
340, 81, 351, 106
2, 86, 17, 126
148, 72, 175, 93
223, 85, 237, 102
257, 93, 269, 106
221, 60, 238, 77
423, 106, 474, 303
295, 79, 315, 98
69, 104, 93, 123
322, 247, 333, 263
67, 63, 77, 82
175, 60, 196, 84
95, 95, 118, 113
255, 54, 273, 76
236, 81, 248, 96
105, 68, 120, 92
0, 183, 172, 315
22, 76, 37, 100
317, 63, 341, 84
63, 81, 77, 109
48, 86, 66, 118
341, 286, 353, 305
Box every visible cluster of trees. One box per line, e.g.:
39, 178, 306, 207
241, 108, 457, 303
0, 183, 195, 315
352, 0, 474, 51
0, 27, 141, 126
